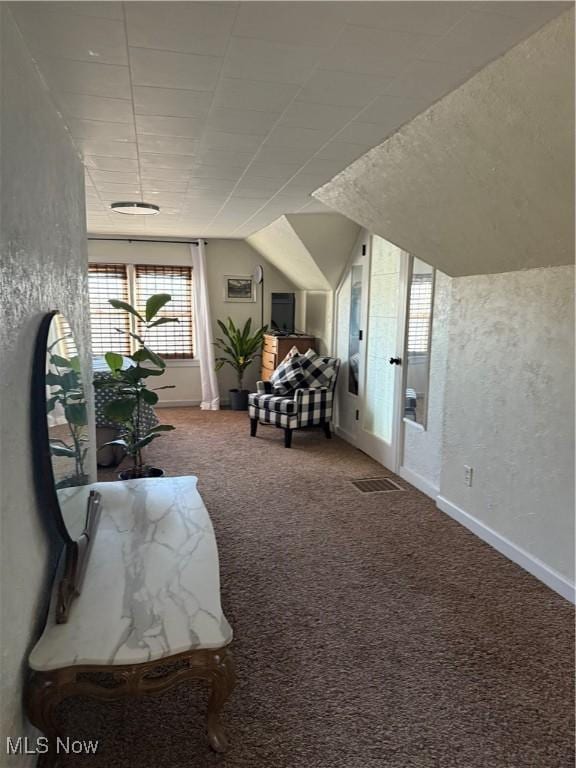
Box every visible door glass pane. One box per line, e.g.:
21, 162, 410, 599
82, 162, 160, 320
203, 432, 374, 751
348, 265, 362, 395
364, 237, 401, 443
405, 258, 434, 426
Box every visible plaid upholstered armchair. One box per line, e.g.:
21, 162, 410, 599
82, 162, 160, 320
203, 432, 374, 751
248, 352, 340, 448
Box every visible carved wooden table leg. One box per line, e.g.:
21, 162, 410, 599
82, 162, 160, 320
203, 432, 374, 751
26, 645, 236, 759
206, 648, 235, 753
26, 669, 76, 768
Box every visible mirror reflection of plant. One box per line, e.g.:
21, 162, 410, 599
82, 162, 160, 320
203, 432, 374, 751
214, 317, 267, 391
46, 337, 89, 488
94, 294, 177, 477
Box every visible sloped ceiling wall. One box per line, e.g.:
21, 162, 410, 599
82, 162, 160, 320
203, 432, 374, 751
313, 10, 574, 277
247, 213, 360, 290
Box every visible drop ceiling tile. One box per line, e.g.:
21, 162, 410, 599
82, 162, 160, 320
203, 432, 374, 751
313, 141, 372, 164
140, 153, 197, 171
48, 2, 123, 19
133, 86, 213, 118
68, 118, 135, 142
232, 2, 348, 47
206, 108, 280, 136
264, 125, 332, 150
255, 144, 316, 165
136, 115, 205, 138
189, 164, 245, 180
200, 131, 266, 152
281, 102, 358, 131
39, 59, 131, 99
138, 136, 199, 156
90, 170, 141, 185
320, 24, 433, 77
243, 161, 302, 181
10, 6, 127, 65
186, 178, 237, 192
234, 177, 287, 196
126, 2, 237, 56
223, 37, 324, 85
297, 70, 389, 108
130, 48, 222, 91
97, 182, 143, 196
381, 58, 477, 101
466, 1, 570, 22
213, 78, 299, 113
346, 2, 468, 36
359, 93, 430, 128
142, 179, 189, 193
85, 156, 139, 172
76, 139, 138, 158
334, 120, 389, 145
300, 157, 350, 178
57, 93, 133, 123
141, 167, 193, 181
193, 149, 256, 169
422, 9, 553, 64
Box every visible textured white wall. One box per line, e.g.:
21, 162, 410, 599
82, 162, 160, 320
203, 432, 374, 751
314, 10, 574, 277
0, 8, 93, 760
439, 265, 574, 583
402, 271, 451, 492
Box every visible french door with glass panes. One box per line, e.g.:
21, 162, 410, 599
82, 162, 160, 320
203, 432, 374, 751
335, 234, 408, 472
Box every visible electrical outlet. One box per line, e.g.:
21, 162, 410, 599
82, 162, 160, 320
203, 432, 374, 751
464, 465, 473, 487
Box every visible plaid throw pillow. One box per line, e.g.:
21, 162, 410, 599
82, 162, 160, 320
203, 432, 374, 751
270, 357, 306, 395
300, 355, 336, 389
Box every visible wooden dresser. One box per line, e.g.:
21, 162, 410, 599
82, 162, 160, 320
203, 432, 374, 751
261, 334, 316, 381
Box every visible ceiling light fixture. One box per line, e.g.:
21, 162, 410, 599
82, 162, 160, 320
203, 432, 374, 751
111, 202, 160, 216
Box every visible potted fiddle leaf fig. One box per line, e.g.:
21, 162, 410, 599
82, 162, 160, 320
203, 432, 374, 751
94, 293, 177, 479
214, 317, 267, 410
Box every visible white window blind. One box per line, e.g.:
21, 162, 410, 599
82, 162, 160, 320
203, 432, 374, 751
407, 274, 433, 353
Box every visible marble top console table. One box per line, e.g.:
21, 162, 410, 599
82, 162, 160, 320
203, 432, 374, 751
26, 476, 234, 766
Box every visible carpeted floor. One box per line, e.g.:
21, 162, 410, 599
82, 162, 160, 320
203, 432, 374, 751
62, 408, 574, 767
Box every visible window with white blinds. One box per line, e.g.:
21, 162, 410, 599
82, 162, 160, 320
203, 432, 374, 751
407, 274, 433, 353
87, 263, 194, 359
134, 265, 193, 359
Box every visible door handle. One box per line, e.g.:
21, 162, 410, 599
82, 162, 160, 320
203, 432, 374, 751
389, 357, 402, 365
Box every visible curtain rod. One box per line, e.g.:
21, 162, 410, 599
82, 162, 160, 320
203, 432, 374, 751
87, 237, 207, 246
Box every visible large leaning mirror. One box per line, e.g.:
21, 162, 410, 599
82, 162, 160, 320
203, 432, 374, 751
404, 258, 435, 429
32, 311, 100, 622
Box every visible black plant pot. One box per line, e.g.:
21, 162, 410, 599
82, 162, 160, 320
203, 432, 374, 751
229, 389, 249, 411
118, 466, 165, 481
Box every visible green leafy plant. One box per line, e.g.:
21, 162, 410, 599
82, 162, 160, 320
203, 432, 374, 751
95, 293, 178, 477
46, 339, 89, 489
214, 317, 267, 391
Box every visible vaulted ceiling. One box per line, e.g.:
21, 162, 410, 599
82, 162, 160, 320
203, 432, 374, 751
11, 1, 569, 239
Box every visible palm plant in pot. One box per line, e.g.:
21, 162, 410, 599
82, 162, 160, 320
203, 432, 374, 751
94, 293, 177, 479
214, 317, 267, 410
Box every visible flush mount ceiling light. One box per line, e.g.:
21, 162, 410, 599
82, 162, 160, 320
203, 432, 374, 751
111, 202, 160, 216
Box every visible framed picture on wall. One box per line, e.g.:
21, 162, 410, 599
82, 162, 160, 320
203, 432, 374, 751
224, 275, 256, 303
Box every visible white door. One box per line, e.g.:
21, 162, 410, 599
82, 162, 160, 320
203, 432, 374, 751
335, 234, 407, 472
356, 235, 407, 471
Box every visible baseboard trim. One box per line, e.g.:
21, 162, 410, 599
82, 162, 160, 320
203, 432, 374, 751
156, 400, 201, 408
436, 495, 575, 604
334, 424, 356, 446
399, 466, 439, 501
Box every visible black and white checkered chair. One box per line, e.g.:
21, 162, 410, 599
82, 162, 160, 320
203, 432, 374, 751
248, 354, 340, 448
